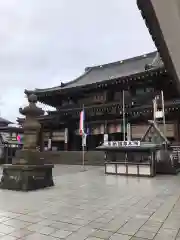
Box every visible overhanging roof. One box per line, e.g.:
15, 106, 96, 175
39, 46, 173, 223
26, 51, 162, 95
0, 117, 12, 125
137, 0, 180, 93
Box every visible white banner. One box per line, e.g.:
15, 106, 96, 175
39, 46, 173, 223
82, 134, 87, 146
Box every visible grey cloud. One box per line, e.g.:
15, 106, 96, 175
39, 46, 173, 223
0, 0, 155, 122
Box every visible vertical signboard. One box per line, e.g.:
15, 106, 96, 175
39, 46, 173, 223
64, 128, 68, 144
48, 138, 52, 150
127, 123, 131, 141
104, 134, 108, 143
82, 134, 87, 146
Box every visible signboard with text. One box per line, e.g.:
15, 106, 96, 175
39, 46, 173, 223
103, 141, 140, 147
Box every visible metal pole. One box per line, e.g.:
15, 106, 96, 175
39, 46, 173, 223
82, 139, 85, 170
161, 90, 166, 137
123, 90, 126, 141
104, 120, 108, 143
153, 97, 157, 122
82, 104, 86, 171
153, 99, 155, 121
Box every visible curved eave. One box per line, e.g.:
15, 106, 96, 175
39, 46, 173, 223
137, 0, 180, 93
0, 126, 23, 132
24, 69, 92, 96
26, 67, 165, 99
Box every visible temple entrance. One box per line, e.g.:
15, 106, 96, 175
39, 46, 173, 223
87, 134, 103, 150
69, 133, 81, 151
52, 141, 64, 151
109, 133, 124, 141
69, 134, 103, 151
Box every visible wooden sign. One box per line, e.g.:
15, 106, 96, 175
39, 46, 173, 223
52, 131, 65, 141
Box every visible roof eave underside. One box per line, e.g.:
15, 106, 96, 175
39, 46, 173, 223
137, 0, 180, 93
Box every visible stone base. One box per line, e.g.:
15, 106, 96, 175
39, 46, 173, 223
14, 149, 45, 165
0, 164, 54, 191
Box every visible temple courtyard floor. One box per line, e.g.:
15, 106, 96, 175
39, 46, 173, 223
0, 166, 180, 239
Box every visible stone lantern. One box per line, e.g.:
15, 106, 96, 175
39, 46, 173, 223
0, 94, 54, 191
20, 93, 43, 152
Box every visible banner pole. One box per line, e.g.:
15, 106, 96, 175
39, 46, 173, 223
161, 90, 166, 137
123, 90, 126, 141
82, 104, 86, 171
82, 138, 85, 170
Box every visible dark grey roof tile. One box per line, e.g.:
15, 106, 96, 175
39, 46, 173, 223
30, 51, 160, 93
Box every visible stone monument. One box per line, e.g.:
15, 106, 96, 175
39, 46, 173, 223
0, 94, 54, 191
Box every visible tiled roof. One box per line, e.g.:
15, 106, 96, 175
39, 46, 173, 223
0, 117, 12, 125
28, 51, 160, 94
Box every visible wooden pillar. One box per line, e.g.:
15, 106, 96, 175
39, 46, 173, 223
174, 120, 180, 142
178, 120, 180, 142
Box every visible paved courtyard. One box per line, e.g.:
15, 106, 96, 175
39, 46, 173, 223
0, 165, 180, 239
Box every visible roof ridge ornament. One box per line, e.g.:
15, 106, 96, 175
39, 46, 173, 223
145, 52, 164, 70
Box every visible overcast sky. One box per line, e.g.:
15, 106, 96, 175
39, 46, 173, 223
0, 0, 155, 122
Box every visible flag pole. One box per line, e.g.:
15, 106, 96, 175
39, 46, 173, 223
161, 90, 166, 137
153, 98, 156, 122
82, 139, 85, 170
123, 90, 126, 141
82, 104, 85, 171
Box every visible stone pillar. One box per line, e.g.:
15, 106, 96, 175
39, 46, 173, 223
15, 94, 44, 163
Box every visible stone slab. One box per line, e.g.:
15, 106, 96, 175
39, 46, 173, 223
0, 165, 179, 239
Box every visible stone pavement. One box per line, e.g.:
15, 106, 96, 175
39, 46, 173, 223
0, 165, 180, 239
